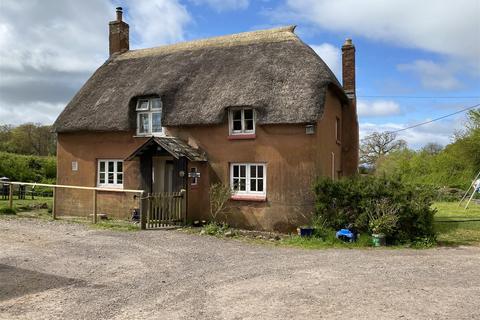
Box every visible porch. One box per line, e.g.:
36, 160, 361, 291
125, 136, 207, 229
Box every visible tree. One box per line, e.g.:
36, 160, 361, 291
360, 131, 407, 167
421, 143, 443, 155
0, 123, 56, 156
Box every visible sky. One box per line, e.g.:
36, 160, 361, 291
0, 0, 479, 149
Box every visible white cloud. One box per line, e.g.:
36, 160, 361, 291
280, 0, 480, 63
357, 100, 401, 117
123, 0, 191, 48
310, 43, 341, 80
0, 0, 192, 125
190, 0, 249, 12
0, 102, 65, 125
397, 60, 462, 91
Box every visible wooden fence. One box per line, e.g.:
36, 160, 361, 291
145, 191, 185, 229
2, 182, 143, 224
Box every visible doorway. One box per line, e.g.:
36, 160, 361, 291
152, 156, 174, 193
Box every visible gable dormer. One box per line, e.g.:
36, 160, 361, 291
135, 96, 164, 136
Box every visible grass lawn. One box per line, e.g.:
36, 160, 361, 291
2, 197, 479, 246
434, 201, 480, 246
0, 197, 138, 231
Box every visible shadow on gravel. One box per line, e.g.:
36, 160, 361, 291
0, 264, 86, 301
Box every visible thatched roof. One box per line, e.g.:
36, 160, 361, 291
54, 26, 346, 133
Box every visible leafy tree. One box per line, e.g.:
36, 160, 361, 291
360, 131, 407, 167
376, 108, 480, 189
421, 142, 443, 155
0, 123, 56, 156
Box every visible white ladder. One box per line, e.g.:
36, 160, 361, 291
459, 169, 480, 209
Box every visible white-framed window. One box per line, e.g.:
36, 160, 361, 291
98, 160, 123, 188
228, 108, 255, 135
136, 97, 164, 136
230, 163, 266, 195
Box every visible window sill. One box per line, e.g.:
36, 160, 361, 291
97, 185, 124, 190
228, 134, 256, 140
230, 194, 267, 202
134, 133, 166, 138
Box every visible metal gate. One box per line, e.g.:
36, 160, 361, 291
145, 191, 185, 229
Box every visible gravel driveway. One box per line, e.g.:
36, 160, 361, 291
1, 218, 479, 320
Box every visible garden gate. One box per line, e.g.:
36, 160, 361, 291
144, 191, 185, 229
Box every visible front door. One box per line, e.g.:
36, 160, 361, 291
152, 156, 174, 193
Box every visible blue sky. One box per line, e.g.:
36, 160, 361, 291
0, 0, 479, 148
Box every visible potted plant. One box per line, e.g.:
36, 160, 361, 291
367, 199, 399, 246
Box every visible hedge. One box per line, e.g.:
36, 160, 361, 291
313, 175, 436, 243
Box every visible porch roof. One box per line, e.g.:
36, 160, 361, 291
125, 137, 207, 162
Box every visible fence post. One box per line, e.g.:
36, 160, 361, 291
92, 189, 97, 224
140, 193, 146, 230
52, 187, 56, 219
8, 184, 13, 209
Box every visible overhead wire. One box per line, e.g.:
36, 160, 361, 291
386, 103, 480, 134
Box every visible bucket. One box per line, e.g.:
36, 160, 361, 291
372, 233, 386, 247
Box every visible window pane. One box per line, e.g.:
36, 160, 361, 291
244, 109, 253, 120
240, 165, 246, 177
99, 173, 105, 184
117, 173, 123, 184
151, 98, 162, 110
233, 178, 239, 191
233, 120, 242, 131
258, 165, 264, 178
108, 173, 114, 184
250, 179, 256, 191
245, 119, 254, 131
99, 161, 105, 172
152, 112, 162, 132
117, 161, 123, 173
139, 113, 149, 133
239, 178, 246, 191
233, 165, 239, 177
137, 99, 149, 110
250, 165, 256, 178
233, 110, 242, 121
258, 179, 263, 192
108, 161, 114, 173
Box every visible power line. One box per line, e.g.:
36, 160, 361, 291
387, 103, 480, 134
358, 95, 480, 99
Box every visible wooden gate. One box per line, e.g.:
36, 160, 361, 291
145, 191, 185, 229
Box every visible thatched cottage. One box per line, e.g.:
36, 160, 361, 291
53, 7, 359, 232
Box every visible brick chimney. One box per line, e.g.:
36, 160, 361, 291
109, 7, 129, 56
341, 38, 355, 96
340, 38, 359, 176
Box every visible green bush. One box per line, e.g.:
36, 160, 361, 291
0, 207, 17, 215
0, 152, 56, 183
313, 176, 436, 243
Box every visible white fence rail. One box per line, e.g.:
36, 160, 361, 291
1, 181, 144, 223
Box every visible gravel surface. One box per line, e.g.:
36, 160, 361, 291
1, 218, 479, 320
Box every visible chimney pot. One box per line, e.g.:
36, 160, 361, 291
343, 38, 353, 46
116, 7, 123, 21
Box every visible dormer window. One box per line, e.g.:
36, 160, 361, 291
229, 108, 255, 136
136, 97, 163, 136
